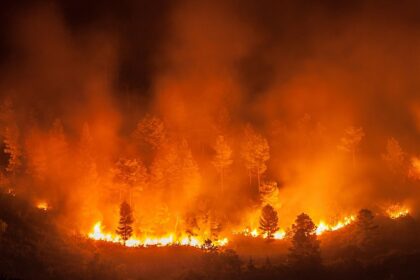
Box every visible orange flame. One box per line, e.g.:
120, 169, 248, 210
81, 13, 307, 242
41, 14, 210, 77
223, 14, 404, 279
386, 205, 410, 219
88, 221, 228, 248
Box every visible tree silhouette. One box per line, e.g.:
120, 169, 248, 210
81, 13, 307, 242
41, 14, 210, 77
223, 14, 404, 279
241, 125, 270, 188
259, 204, 279, 239
355, 209, 378, 250
132, 114, 167, 150
212, 135, 233, 194
382, 137, 405, 174
259, 181, 280, 208
338, 126, 364, 167
112, 158, 147, 205
289, 213, 321, 267
116, 201, 134, 245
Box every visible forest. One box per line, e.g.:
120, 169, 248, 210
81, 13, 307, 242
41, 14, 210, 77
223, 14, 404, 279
1, 0, 420, 279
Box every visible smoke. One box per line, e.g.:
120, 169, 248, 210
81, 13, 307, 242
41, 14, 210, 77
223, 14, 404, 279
0, 0, 419, 235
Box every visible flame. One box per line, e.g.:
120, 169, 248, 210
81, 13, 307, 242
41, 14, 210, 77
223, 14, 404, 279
88, 221, 228, 248
88, 205, 412, 247
316, 215, 356, 235
386, 205, 410, 219
36, 201, 49, 211
273, 230, 286, 239
238, 227, 286, 240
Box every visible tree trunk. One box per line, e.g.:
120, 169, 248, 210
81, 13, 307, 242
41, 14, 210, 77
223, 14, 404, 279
257, 167, 261, 188
220, 168, 224, 194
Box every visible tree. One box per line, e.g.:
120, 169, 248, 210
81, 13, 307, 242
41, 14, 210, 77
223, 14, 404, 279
25, 128, 47, 181
355, 209, 378, 250
150, 139, 201, 209
288, 213, 321, 267
259, 181, 280, 209
116, 201, 134, 245
132, 115, 167, 150
112, 158, 147, 204
3, 126, 21, 175
212, 135, 233, 193
382, 137, 405, 173
241, 125, 270, 188
48, 119, 68, 174
338, 126, 365, 167
78, 123, 98, 186
259, 204, 279, 239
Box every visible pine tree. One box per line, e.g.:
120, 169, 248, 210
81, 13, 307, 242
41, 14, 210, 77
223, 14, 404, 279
338, 126, 364, 167
132, 115, 167, 150
79, 123, 99, 187
382, 137, 405, 173
116, 201, 134, 245
288, 213, 321, 267
48, 119, 68, 174
241, 125, 270, 188
259, 181, 280, 209
355, 208, 378, 250
259, 204, 279, 239
212, 135, 233, 193
112, 158, 147, 204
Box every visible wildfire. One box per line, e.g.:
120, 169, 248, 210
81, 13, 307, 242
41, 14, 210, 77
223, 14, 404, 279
316, 215, 356, 235
386, 205, 410, 219
88, 205, 412, 247
239, 227, 286, 240
88, 222, 229, 248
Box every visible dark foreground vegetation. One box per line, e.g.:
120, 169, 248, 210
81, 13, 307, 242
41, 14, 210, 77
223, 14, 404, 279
1, 193, 419, 280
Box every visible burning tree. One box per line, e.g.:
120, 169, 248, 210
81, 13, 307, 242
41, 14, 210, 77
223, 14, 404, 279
259, 204, 279, 239
382, 137, 405, 174
116, 201, 134, 245
241, 125, 270, 188
338, 126, 365, 167
288, 213, 321, 267
212, 135, 233, 193
112, 158, 147, 204
259, 181, 280, 209
132, 114, 167, 150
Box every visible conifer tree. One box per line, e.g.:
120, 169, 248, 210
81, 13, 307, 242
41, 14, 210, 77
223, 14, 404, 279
259, 204, 279, 239
212, 135, 233, 193
242, 125, 269, 188
116, 201, 134, 245
289, 213, 321, 267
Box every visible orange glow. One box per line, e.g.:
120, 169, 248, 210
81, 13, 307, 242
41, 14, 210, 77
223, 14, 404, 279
386, 205, 410, 219
36, 201, 49, 211
316, 215, 356, 235
88, 221, 228, 248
